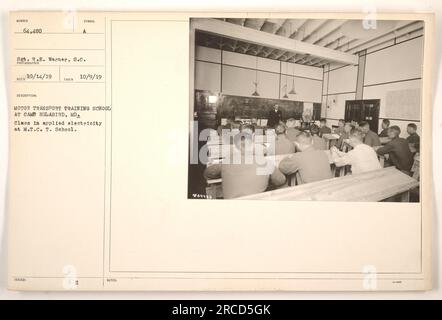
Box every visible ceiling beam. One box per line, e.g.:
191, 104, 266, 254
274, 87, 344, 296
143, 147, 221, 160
308, 20, 347, 45
300, 19, 329, 42
274, 19, 331, 62
191, 18, 359, 65
345, 21, 423, 54
297, 36, 354, 65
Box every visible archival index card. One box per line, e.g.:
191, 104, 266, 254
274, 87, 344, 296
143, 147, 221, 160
7, 11, 433, 291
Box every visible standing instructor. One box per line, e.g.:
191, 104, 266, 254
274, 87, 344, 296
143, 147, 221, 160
267, 104, 283, 128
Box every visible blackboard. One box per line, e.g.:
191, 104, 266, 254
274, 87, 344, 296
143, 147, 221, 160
219, 95, 304, 120
195, 90, 305, 129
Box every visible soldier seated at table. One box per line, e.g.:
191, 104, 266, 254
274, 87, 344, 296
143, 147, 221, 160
330, 128, 381, 175
376, 126, 414, 175
310, 124, 327, 150
273, 132, 332, 185
285, 118, 301, 142
319, 118, 332, 137
274, 123, 295, 155
333, 119, 346, 136
359, 121, 381, 147
379, 119, 390, 137
336, 122, 354, 150
406, 123, 420, 154
204, 126, 285, 198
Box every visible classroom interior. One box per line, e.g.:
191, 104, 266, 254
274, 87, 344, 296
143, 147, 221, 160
188, 18, 423, 201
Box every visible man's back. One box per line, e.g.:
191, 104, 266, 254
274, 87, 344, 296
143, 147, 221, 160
379, 128, 389, 137
204, 143, 271, 198
347, 144, 381, 174
407, 132, 420, 144
274, 135, 295, 155
363, 130, 381, 147
336, 127, 345, 135
377, 137, 413, 172
319, 126, 331, 137
407, 132, 420, 153
279, 149, 332, 184
221, 162, 269, 199
286, 127, 301, 142
312, 135, 327, 150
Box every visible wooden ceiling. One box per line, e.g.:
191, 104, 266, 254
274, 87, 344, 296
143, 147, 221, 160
195, 18, 423, 67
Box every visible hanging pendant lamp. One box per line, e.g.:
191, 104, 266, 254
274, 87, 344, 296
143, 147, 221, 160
287, 25, 296, 95
282, 63, 289, 98
251, 56, 260, 96
288, 58, 297, 95
282, 86, 289, 99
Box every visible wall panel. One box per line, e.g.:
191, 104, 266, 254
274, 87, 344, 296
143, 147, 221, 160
363, 79, 421, 119
327, 65, 358, 95
325, 92, 356, 120
280, 75, 322, 103
222, 65, 280, 99
364, 37, 423, 85
281, 61, 323, 80
194, 61, 221, 92
194, 46, 323, 103
195, 46, 221, 63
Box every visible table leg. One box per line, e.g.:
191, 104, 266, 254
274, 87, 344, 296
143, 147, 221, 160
331, 164, 336, 177
288, 174, 297, 186
400, 191, 410, 202
339, 166, 346, 177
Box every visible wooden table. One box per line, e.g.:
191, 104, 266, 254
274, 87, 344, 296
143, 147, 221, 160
322, 133, 340, 149
237, 167, 419, 202
206, 142, 272, 165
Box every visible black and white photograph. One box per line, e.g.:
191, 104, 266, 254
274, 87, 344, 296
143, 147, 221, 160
1, 5, 437, 296
188, 17, 423, 201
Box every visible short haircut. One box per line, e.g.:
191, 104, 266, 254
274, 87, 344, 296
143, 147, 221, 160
407, 123, 417, 130
358, 121, 369, 128
320, 118, 327, 123
240, 123, 254, 133
275, 123, 286, 135
310, 124, 320, 135
286, 118, 296, 128
231, 120, 242, 129
349, 128, 364, 140
296, 131, 313, 145
389, 125, 401, 135
382, 119, 390, 126
234, 124, 254, 145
